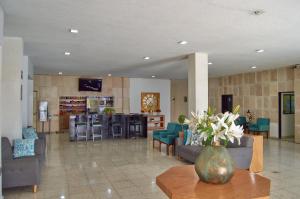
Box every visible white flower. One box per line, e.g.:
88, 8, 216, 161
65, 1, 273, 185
185, 106, 244, 146
228, 123, 244, 144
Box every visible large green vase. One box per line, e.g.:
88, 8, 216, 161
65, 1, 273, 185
194, 146, 234, 184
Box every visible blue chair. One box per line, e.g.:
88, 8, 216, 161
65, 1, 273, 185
248, 118, 270, 138
235, 116, 247, 128
153, 123, 184, 155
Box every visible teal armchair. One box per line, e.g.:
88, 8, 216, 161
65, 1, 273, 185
235, 116, 247, 128
249, 118, 270, 138
153, 123, 184, 155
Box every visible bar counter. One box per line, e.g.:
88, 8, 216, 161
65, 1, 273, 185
69, 113, 147, 141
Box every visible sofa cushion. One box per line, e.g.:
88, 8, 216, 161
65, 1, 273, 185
13, 139, 35, 158
22, 128, 38, 139
185, 130, 193, 145
191, 133, 202, 146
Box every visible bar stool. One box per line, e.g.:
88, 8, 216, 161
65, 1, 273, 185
112, 114, 123, 138
128, 114, 142, 138
91, 114, 103, 141
76, 114, 88, 142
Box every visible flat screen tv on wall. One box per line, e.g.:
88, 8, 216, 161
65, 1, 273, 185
78, 78, 102, 92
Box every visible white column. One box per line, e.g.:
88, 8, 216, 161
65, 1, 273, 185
22, 56, 29, 127
188, 52, 208, 115
0, 5, 4, 198
2, 37, 23, 141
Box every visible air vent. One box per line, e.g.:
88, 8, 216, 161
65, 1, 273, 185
250, 9, 265, 16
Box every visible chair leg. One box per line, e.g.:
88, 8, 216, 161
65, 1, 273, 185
166, 144, 169, 156
153, 139, 155, 148
159, 142, 161, 152
173, 144, 175, 156
33, 185, 37, 193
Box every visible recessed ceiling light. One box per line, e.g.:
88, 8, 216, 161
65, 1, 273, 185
151, 75, 156, 78
58, 72, 63, 75
255, 49, 264, 53
251, 66, 257, 69
144, 56, 150, 60
64, 51, 71, 56
177, 40, 188, 45
208, 62, 213, 65
108, 73, 112, 77
60, 196, 65, 199
69, 28, 79, 34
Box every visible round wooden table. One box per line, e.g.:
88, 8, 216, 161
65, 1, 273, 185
156, 165, 270, 199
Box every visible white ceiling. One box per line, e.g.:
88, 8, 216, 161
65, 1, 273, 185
1, 0, 300, 79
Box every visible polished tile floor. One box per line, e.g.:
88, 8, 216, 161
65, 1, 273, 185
3, 134, 300, 199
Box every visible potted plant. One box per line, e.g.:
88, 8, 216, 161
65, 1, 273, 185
103, 107, 115, 116
184, 105, 243, 184
178, 114, 186, 140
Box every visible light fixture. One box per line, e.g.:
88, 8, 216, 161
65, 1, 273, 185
208, 62, 213, 65
251, 66, 257, 69
108, 73, 112, 77
151, 75, 156, 78
107, 188, 112, 194
64, 51, 71, 56
144, 56, 150, 60
255, 49, 264, 53
60, 195, 65, 199
69, 28, 79, 34
177, 40, 188, 45
58, 72, 63, 75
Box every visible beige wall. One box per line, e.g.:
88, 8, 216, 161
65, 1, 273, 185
171, 66, 298, 139
209, 66, 295, 138
294, 68, 300, 143
171, 79, 188, 121
34, 75, 130, 132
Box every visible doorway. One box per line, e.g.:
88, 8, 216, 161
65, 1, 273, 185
278, 92, 295, 140
222, 95, 233, 113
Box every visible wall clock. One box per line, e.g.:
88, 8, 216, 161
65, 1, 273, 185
141, 92, 160, 113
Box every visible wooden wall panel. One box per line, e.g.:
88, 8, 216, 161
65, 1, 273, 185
33, 75, 130, 132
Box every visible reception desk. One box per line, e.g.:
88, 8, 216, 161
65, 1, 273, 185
69, 114, 148, 141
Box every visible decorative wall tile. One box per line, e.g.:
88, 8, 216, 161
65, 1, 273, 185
270, 70, 278, 81
208, 66, 297, 139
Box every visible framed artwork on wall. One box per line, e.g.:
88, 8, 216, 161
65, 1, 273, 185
141, 92, 160, 113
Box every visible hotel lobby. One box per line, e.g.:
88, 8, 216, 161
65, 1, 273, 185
0, 0, 300, 199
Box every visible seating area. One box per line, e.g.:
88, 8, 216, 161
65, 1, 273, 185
0, 1, 300, 198
2, 128, 46, 192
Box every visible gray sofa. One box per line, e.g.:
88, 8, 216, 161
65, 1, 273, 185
2, 136, 46, 191
176, 136, 253, 169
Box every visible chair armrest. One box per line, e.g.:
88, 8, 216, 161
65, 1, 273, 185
34, 139, 44, 156
37, 132, 46, 140
153, 130, 168, 136
258, 125, 270, 131
168, 135, 177, 140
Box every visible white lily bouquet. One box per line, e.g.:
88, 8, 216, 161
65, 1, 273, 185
184, 105, 244, 146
